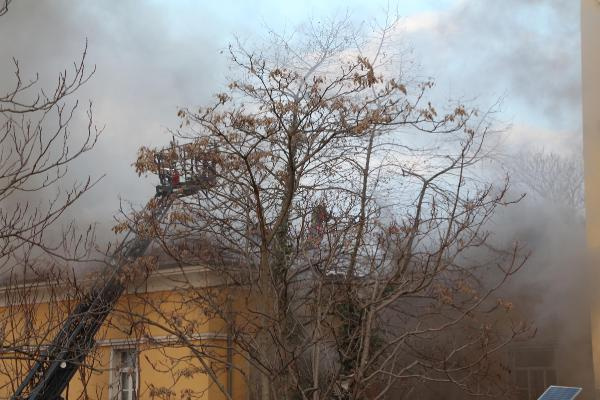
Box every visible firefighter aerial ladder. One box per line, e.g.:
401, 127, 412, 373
11, 141, 216, 400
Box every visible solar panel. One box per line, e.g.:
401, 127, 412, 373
537, 386, 582, 400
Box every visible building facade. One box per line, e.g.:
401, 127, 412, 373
583, 0, 600, 397
0, 265, 247, 400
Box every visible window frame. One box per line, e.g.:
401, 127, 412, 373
110, 347, 139, 400
511, 346, 558, 400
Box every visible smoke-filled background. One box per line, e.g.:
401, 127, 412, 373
0, 1, 593, 397
0, 0, 582, 240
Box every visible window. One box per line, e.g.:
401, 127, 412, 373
112, 348, 138, 400
512, 347, 557, 400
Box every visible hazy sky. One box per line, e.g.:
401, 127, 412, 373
0, 0, 581, 239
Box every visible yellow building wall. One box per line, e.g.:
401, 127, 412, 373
0, 282, 248, 400
61, 342, 242, 400
582, 0, 600, 393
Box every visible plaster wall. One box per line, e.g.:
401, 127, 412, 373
582, 0, 600, 394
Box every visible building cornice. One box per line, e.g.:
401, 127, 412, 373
0, 263, 224, 307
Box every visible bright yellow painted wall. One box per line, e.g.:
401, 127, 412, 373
0, 274, 249, 400
582, 0, 600, 392
61, 341, 240, 400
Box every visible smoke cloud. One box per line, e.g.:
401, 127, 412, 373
0, 0, 582, 242
404, 0, 580, 152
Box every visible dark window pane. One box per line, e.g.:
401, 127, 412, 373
515, 349, 554, 368
546, 369, 557, 386
530, 370, 545, 399
516, 370, 528, 388
517, 388, 528, 400
121, 372, 129, 390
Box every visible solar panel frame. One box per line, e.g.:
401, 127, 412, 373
537, 385, 582, 400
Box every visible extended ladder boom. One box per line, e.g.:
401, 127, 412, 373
12, 141, 215, 400
11, 194, 174, 400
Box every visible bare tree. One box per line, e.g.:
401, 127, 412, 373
508, 149, 584, 214
0, 264, 109, 399
0, 5, 103, 397
125, 16, 530, 400
0, 0, 10, 17
0, 12, 101, 273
